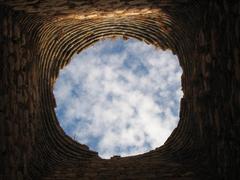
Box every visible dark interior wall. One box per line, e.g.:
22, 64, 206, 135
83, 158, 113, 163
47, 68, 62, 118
193, 2, 240, 178
0, 7, 41, 180
0, 1, 239, 180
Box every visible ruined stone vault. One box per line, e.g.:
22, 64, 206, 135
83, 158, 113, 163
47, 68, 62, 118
0, 0, 240, 180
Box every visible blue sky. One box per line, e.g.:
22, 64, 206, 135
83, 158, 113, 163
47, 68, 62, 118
53, 38, 183, 159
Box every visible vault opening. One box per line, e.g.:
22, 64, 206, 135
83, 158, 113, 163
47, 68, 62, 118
53, 37, 183, 159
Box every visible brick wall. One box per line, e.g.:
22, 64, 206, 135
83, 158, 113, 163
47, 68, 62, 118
0, 1, 239, 179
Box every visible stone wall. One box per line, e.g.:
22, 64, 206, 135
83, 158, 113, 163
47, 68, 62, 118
0, 1, 239, 180
0, 7, 39, 180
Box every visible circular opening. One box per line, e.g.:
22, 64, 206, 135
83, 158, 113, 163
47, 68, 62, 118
53, 38, 183, 159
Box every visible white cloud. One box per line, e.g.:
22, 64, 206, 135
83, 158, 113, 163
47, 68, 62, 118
53, 38, 183, 159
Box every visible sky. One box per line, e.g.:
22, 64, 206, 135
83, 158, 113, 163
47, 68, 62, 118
53, 38, 183, 159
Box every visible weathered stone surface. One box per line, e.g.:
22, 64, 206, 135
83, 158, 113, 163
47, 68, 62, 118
0, 1, 239, 180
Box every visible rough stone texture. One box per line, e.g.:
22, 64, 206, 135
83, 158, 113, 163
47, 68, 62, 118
0, 0, 239, 180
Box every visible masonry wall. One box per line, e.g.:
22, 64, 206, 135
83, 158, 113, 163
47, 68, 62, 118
0, 1, 239, 180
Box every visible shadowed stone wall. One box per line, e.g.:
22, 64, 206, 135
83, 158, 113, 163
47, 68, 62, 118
0, 1, 239, 180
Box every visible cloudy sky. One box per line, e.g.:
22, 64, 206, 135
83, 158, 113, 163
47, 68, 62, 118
53, 38, 183, 159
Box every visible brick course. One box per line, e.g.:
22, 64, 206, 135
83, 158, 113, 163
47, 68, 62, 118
0, 1, 239, 179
